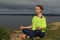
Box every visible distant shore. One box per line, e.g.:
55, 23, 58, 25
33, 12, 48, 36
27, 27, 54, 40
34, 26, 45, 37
0, 14, 60, 16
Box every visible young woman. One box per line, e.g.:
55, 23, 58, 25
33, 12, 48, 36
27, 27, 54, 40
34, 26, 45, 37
20, 5, 47, 39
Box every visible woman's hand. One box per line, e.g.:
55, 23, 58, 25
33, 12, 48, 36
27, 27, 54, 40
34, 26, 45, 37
19, 26, 24, 29
36, 26, 40, 30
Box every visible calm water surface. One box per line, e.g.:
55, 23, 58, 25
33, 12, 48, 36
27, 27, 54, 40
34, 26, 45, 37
0, 15, 60, 30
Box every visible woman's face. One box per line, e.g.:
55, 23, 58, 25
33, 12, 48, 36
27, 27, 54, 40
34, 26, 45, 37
35, 6, 42, 14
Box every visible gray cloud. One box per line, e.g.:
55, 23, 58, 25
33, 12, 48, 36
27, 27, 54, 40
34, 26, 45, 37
0, 8, 34, 14
0, 0, 40, 5
0, 0, 60, 6
0, 0, 60, 14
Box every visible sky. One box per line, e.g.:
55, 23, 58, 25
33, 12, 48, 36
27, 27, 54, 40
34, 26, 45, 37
0, 0, 60, 14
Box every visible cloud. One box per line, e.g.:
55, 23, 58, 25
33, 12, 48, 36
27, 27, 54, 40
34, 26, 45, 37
0, 0, 59, 7
0, 0, 60, 14
0, 0, 59, 6
0, 7, 34, 14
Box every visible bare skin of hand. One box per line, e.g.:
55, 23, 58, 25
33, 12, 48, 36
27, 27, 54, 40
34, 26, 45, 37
36, 27, 40, 30
19, 26, 24, 29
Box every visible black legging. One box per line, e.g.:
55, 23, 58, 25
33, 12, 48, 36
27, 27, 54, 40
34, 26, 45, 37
22, 29, 45, 38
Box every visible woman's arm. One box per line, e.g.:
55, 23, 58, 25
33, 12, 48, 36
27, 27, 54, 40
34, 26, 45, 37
20, 25, 32, 29
23, 25, 32, 29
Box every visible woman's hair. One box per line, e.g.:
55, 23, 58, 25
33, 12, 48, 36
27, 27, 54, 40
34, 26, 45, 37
36, 5, 43, 10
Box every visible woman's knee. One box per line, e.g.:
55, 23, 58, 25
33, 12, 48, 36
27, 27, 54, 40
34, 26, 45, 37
40, 33, 45, 38
22, 29, 28, 33
22, 29, 34, 36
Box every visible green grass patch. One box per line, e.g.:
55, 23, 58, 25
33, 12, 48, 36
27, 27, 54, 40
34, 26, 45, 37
0, 25, 10, 40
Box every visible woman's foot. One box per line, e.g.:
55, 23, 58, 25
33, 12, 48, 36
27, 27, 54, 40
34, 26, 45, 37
35, 37, 40, 40
21, 34, 27, 39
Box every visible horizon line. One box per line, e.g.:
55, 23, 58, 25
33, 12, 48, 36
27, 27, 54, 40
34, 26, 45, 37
0, 14, 60, 16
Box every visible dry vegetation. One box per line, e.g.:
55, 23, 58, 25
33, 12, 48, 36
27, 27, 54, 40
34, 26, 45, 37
10, 22, 60, 40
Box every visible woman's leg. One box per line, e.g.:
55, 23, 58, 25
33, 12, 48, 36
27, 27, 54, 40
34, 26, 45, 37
37, 30, 45, 38
22, 29, 36, 37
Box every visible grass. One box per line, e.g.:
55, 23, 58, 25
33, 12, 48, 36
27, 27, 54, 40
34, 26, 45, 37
43, 24, 60, 40
10, 22, 60, 40
0, 25, 10, 40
